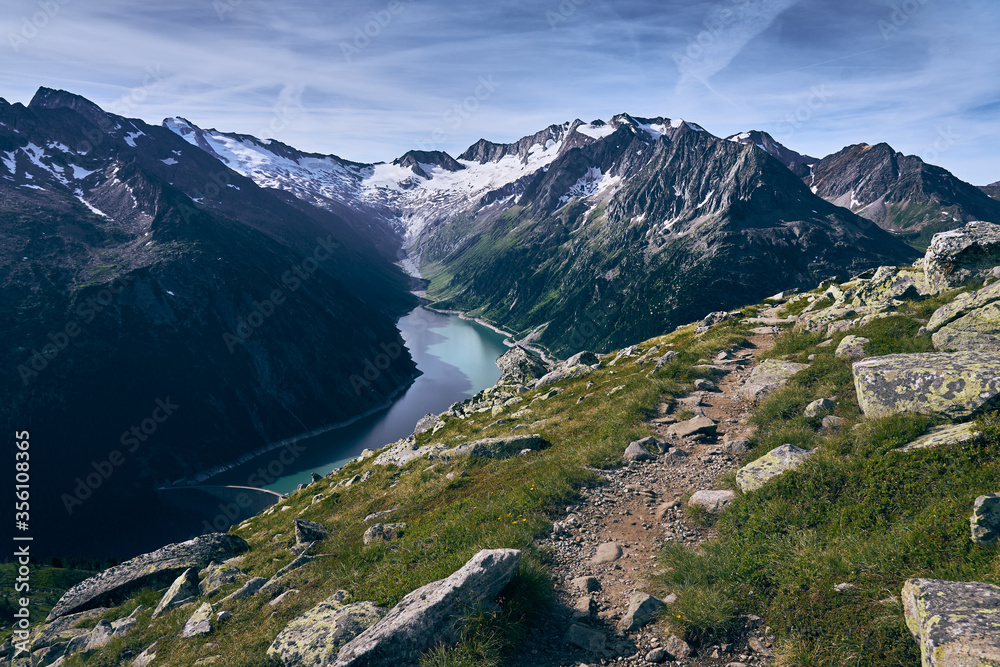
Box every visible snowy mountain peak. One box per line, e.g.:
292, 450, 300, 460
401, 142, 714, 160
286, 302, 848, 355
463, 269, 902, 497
726, 130, 818, 177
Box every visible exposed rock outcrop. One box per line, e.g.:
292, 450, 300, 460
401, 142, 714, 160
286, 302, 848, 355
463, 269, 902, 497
736, 444, 812, 492
268, 592, 386, 666
923, 221, 1000, 293
971, 494, 1000, 548
902, 578, 1000, 666
47, 534, 249, 621
495, 346, 550, 385
334, 549, 521, 666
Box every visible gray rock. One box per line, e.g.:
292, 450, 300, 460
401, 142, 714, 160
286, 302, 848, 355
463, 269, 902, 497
363, 523, 406, 546
47, 533, 249, 621
435, 434, 545, 460
853, 352, 1000, 420
413, 413, 439, 435
311, 472, 323, 484
221, 577, 267, 603
694, 378, 718, 392
804, 398, 836, 418
897, 423, 982, 453
371, 438, 447, 467
664, 447, 689, 461
696, 311, 734, 333
971, 494, 1000, 547
739, 360, 809, 400
923, 221, 1000, 293
335, 549, 520, 666
624, 441, 654, 462
689, 490, 736, 513
653, 351, 679, 370
667, 416, 717, 439
152, 568, 199, 619
736, 444, 812, 492
927, 280, 1000, 352
565, 351, 600, 367
591, 543, 622, 564
268, 595, 386, 666
216, 610, 233, 621
563, 623, 606, 652
722, 439, 750, 456
645, 647, 666, 663
634, 435, 665, 453
571, 595, 595, 621
572, 576, 601, 593
294, 519, 330, 545
535, 365, 592, 389
258, 554, 314, 598
199, 561, 247, 595
618, 593, 666, 632
131, 642, 157, 666
83, 619, 115, 651
820, 415, 846, 432
496, 346, 549, 385
835, 335, 869, 360
180, 602, 213, 637
902, 578, 1000, 666
664, 634, 692, 659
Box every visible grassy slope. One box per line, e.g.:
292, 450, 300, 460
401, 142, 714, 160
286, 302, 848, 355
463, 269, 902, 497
38, 282, 1000, 667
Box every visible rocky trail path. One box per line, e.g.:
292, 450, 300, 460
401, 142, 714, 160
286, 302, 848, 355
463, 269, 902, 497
511, 332, 779, 667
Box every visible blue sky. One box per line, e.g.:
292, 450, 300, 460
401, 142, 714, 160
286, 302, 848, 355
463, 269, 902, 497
2, 0, 997, 183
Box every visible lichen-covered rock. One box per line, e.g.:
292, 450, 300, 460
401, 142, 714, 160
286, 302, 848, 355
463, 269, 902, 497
47, 533, 249, 621
495, 346, 549, 385
695, 311, 734, 333
932, 326, 1000, 353
362, 523, 406, 546
435, 434, 545, 460
971, 494, 1000, 548
852, 266, 926, 306
221, 576, 267, 603
152, 568, 199, 619
565, 351, 600, 367
294, 519, 329, 545
180, 602, 213, 638
688, 490, 736, 513
199, 561, 247, 595
902, 578, 1000, 666
736, 444, 812, 492
924, 221, 1000, 293
928, 280, 1000, 333
804, 398, 836, 418
335, 549, 520, 666
268, 594, 385, 666
739, 360, 809, 400
797, 307, 858, 334
835, 335, 869, 360
853, 352, 1000, 419
896, 423, 982, 452
534, 364, 592, 389
371, 437, 447, 467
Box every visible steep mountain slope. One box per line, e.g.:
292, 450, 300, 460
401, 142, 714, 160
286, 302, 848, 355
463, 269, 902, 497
981, 180, 1000, 201
807, 143, 1000, 245
726, 130, 818, 177
414, 122, 920, 355
0, 89, 417, 559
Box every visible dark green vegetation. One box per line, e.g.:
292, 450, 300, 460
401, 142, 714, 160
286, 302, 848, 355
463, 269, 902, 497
655, 311, 1000, 666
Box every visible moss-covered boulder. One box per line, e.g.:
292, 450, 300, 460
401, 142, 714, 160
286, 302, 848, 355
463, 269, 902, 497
923, 221, 1000, 293
268, 593, 386, 666
853, 352, 1000, 419
736, 444, 812, 492
902, 578, 1000, 666
47, 533, 249, 621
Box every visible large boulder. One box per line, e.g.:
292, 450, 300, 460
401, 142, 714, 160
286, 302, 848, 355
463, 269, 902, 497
495, 346, 549, 385
667, 416, 717, 439
902, 578, 1000, 666
435, 434, 545, 460
738, 360, 809, 400
928, 281, 1000, 353
852, 266, 926, 306
334, 549, 521, 666
268, 593, 386, 666
923, 221, 1000, 294
47, 533, 249, 621
294, 520, 330, 545
565, 351, 600, 367
688, 490, 735, 513
534, 365, 592, 389
736, 444, 812, 492
927, 280, 1000, 333
372, 437, 447, 467
971, 494, 1000, 548
853, 352, 1000, 419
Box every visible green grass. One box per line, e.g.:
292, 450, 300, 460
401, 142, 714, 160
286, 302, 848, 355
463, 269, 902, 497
64, 322, 749, 666
652, 319, 1000, 666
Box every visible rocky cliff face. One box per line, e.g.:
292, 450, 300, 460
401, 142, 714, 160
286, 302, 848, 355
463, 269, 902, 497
806, 143, 1000, 245
0, 89, 417, 559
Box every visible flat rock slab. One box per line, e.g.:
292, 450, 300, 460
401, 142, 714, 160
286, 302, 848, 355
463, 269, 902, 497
591, 543, 622, 564
48, 533, 248, 621
896, 423, 982, 453
902, 578, 1000, 666
736, 444, 812, 493
435, 434, 545, 460
268, 595, 386, 666
853, 352, 1000, 420
152, 568, 199, 619
667, 416, 717, 438
739, 360, 809, 400
564, 623, 606, 652
334, 549, 520, 666
181, 602, 213, 638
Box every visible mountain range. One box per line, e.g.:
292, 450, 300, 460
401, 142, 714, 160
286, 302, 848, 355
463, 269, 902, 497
4, 87, 997, 558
